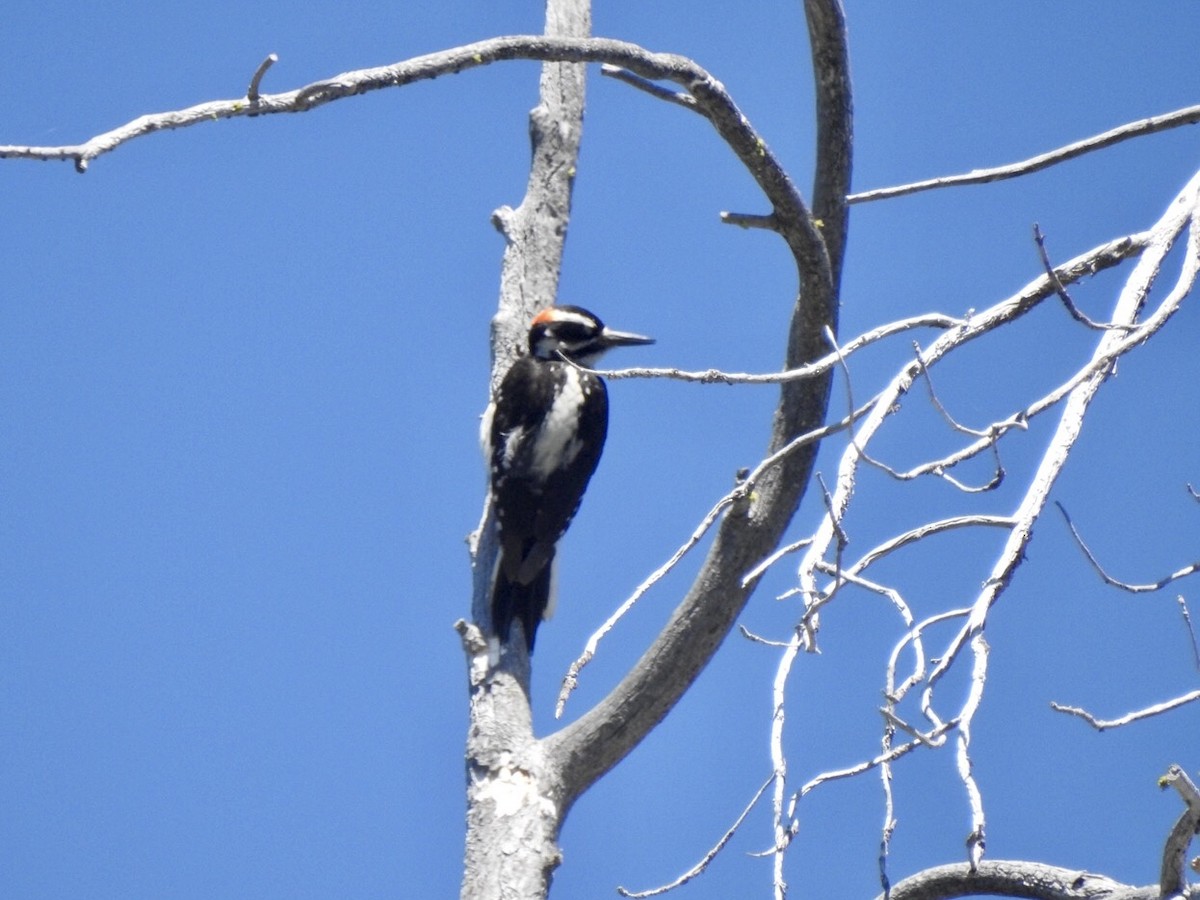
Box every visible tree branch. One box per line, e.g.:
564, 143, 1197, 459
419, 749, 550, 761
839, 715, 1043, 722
246, 53, 278, 103
1056, 502, 1200, 592
876, 768, 1200, 899
593, 313, 963, 385
3, 33, 835, 347
1050, 689, 1200, 730
791, 229, 1152, 644
546, 0, 850, 816
1159, 765, 1200, 898
616, 773, 775, 898
1033, 225, 1133, 332
1, 35, 815, 278
761, 171, 1200, 889
911, 168, 1200, 870
555, 491, 736, 717
599, 63, 696, 111
877, 860, 1157, 900
848, 102, 1200, 205
803, 0, 853, 277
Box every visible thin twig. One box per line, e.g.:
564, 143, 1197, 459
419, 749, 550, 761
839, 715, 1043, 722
882, 232, 1178, 485
556, 494, 736, 717
866, 344, 1008, 492
848, 101, 1200, 204
736, 402, 874, 520
594, 313, 964, 384
1177, 596, 1200, 671
742, 536, 814, 587
246, 53, 279, 103
599, 63, 697, 111
1052, 690, 1200, 730
616, 774, 774, 898
720, 211, 780, 231
880, 710, 944, 749
835, 516, 1014, 590
862, 424, 1006, 492
1056, 502, 1200, 592
886, 609, 971, 714
843, 339, 1004, 493
913, 348, 992, 437
738, 625, 794, 648
1034, 224, 1134, 331
810, 569, 914, 633
796, 719, 960, 797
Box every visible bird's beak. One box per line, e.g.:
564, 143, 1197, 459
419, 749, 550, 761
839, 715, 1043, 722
600, 327, 655, 348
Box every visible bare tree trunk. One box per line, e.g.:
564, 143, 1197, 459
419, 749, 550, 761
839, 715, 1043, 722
459, 620, 565, 900
461, 2, 849, 896
460, 0, 590, 896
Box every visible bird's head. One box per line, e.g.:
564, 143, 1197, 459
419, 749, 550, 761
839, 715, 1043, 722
528, 305, 655, 367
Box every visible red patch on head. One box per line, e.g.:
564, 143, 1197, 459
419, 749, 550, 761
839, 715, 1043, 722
531, 308, 557, 326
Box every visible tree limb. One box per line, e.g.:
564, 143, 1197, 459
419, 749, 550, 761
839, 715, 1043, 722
1056, 502, 1200, 593
593, 313, 964, 385
760, 170, 1200, 891
546, 0, 851, 818
616, 773, 775, 898
1050, 689, 1200, 730
877, 860, 1158, 900
871, 766, 1200, 900
848, 102, 1200, 204
791, 229, 1150, 639
912, 168, 1200, 871
245, 53, 278, 103
1159, 765, 1200, 898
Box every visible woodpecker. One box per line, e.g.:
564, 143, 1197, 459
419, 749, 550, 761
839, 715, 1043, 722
484, 305, 654, 653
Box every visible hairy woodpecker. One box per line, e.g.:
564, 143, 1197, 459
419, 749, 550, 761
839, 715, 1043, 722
484, 305, 654, 652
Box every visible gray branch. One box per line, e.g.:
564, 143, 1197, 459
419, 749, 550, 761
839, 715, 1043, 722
1056, 502, 1200, 593
1159, 765, 1200, 898
545, 0, 851, 811
877, 860, 1163, 900
876, 767, 1200, 900
848, 102, 1200, 204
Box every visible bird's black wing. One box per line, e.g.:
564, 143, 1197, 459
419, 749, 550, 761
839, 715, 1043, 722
488, 357, 608, 583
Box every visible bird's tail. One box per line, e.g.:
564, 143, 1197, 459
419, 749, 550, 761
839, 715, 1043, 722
491, 560, 553, 653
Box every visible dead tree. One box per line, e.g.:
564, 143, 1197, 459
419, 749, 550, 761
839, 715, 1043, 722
4, 2, 1197, 898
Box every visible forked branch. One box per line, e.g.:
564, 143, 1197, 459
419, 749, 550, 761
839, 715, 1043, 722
760, 170, 1200, 893
877, 766, 1200, 899
546, 0, 852, 835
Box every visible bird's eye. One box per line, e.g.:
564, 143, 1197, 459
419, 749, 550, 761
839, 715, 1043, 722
552, 323, 592, 344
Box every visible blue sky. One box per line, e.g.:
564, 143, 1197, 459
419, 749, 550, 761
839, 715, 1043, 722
3, 3, 1199, 898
